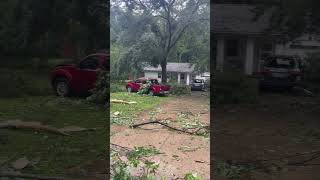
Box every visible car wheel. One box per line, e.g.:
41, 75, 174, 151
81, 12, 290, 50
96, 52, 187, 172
148, 90, 154, 96
54, 78, 70, 97
127, 87, 132, 93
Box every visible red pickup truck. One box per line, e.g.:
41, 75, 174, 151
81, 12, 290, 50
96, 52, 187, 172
51, 53, 108, 96
126, 78, 170, 96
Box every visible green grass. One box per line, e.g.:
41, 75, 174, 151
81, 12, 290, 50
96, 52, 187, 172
0, 68, 53, 98
110, 92, 170, 125
0, 96, 107, 175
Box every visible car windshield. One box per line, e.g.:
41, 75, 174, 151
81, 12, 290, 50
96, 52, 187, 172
194, 79, 203, 83
150, 79, 159, 84
265, 57, 296, 69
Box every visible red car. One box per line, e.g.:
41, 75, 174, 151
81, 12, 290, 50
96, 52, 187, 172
126, 78, 170, 96
51, 53, 108, 96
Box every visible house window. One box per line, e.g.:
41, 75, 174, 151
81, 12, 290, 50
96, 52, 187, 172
158, 73, 161, 78
226, 39, 239, 57
181, 73, 185, 80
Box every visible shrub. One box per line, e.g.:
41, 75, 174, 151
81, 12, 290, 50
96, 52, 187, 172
169, 83, 191, 95
212, 72, 259, 105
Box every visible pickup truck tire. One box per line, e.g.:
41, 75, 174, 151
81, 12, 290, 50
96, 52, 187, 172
148, 90, 154, 96
127, 87, 132, 93
54, 77, 70, 97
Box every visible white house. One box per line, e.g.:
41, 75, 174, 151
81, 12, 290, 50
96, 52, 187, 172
195, 72, 210, 81
212, 4, 320, 75
143, 63, 195, 85
275, 34, 320, 58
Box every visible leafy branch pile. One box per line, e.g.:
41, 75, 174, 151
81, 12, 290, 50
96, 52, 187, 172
87, 71, 109, 105
110, 146, 161, 180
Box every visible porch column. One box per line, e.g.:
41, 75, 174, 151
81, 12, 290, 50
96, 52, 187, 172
245, 37, 254, 75
186, 73, 190, 85
216, 38, 225, 71
177, 73, 181, 84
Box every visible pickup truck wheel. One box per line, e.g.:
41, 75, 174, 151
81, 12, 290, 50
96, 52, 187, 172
54, 78, 70, 97
148, 90, 154, 96
127, 87, 132, 93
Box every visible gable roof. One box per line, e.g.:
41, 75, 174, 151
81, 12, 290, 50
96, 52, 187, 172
143, 63, 195, 73
211, 4, 276, 35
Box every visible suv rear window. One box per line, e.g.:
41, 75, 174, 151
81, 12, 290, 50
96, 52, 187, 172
265, 57, 296, 69
194, 79, 203, 83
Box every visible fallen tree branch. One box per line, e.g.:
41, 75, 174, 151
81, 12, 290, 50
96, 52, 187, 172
0, 121, 69, 136
0, 172, 69, 180
235, 150, 320, 167
131, 120, 209, 135
59, 126, 102, 133
111, 99, 137, 104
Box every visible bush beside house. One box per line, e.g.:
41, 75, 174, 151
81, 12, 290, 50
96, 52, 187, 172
212, 72, 259, 105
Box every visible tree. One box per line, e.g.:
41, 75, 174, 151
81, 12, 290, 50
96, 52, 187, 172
0, 0, 109, 58
212, 0, 320, 41
112, 0, 209, 83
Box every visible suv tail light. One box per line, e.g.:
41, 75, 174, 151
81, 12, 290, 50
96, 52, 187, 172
289, 70, 301, 76
261, 68, 271, 75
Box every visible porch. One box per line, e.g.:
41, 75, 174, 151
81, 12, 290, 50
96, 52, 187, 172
214, 35, 275, 75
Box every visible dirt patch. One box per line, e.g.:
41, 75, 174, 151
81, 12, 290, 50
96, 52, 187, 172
214, 93, 320, 179
111, 92, 210, 179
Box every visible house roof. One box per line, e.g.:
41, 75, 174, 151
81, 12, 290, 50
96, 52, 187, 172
211, 4, 276, 35
143, 63, 195, 73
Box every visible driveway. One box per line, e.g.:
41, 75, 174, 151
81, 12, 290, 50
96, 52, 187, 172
111, 91, 210, 179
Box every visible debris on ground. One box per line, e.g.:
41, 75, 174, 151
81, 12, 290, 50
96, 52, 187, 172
113, 111, 120, 116
131, 120, 209, 135
292, 86, 315, 97
111, 99, 137, 104
11, 157, 30, 170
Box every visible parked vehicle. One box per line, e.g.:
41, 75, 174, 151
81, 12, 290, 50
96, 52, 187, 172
126, 78, 170, 96
191, 79, 205, 91
51, 53, 108, 96
259, 55, 303, 89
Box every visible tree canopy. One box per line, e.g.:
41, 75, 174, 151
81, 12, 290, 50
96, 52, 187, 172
111, 0, 210, 82
0, 0, 109, 58
212, 0, 320, 40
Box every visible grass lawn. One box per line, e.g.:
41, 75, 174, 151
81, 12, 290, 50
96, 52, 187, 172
0, 96, 107, 176
110, 92, 170, 125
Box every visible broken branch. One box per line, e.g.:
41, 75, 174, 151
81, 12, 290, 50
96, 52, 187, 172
131, 120, 209, 135
0, 121, 69, 136
111, 99, 137, 104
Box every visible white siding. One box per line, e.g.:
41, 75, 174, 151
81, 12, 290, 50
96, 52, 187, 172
275, 34, 320, 58
144, 71, 161, 82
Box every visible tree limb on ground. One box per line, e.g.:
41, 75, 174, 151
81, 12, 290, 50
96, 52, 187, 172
111, 99, 137, 104
0, 172, 70, 180
130, 120, 209, 135
0, 120, 69, 136
235, 150, 320, 167
0, 121, 102, 136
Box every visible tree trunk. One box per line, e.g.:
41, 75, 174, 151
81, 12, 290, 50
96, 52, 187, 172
161, 59, 167, 83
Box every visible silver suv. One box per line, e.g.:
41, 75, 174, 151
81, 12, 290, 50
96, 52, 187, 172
191, 79, 205, 91
259, 55, 303, 89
